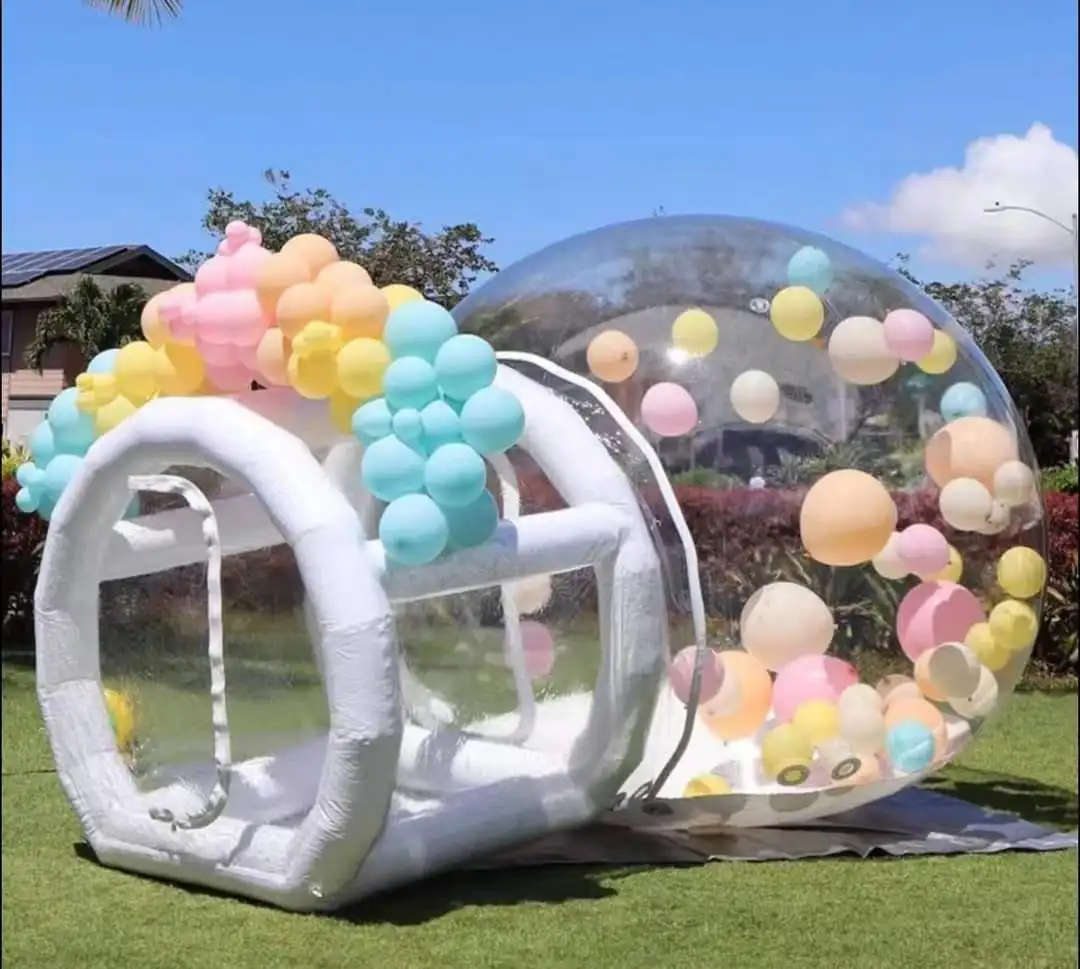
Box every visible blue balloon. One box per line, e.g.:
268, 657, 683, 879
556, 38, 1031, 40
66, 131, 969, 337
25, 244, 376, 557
28, 421, 57, 468
47, 388, 95, 456
434, 334, 497, 401
459, 386, 525, 454
36, 493, 57, 522
383, 356, 440, 411
939, 382, 988, 423
391, 407, 423, 444
15, 462, 43, 490
42, 453, 84, 502
419, 400, 462, 451
352, 398, 394, 446
886, 720, 936, 773
383, 300, 458, 363
360, 435, 426, 502
424, 442, 487, 509
786, 245, 833, 295
87, 348, 120, 375
379, 494, 449, 566
14, 487, 38, 514
445, 489, 499, 550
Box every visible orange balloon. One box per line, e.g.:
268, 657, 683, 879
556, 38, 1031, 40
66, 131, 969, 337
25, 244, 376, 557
254, 328, 291, 387
316, 260, 372, 294
281, 234, 339, 275
586, 330, 639, 383
924, 416, 1018, 489
699, 650, 773, 741
329, 284, 391, 340
275, 283, 332, 339
799, 469, 897, 567
884, 696, 947, 760
255, 253, 312, 316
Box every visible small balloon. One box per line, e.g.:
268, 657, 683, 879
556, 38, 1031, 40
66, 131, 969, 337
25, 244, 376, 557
786, 246, 833, 294
352, 398, 394, 446
963, 622, 1013, 671
328, 389, 361, 435
383, 300, 458, 363
434, 334, 498, 401
730, 370, 780, 424
316, 260, 373, 294
520, 621, 556, 680
871, 532, 909, 580
896, 580, 986, 661
993, 461, 1036, 507
671, 308, 719, 357
275, 283, 332, 340
329, 284, 390, 340
337, 338, 392, 400
140, 293, 171, 348
740, 582, 835, 671
827, 316, 899, 386
882, 309, 935, 362
668, 646, 726, 705
361, 435, 426, 502
925, 544, 964, 584
381, 283, 424, 311
996, 546, 1047, 599
47, 388, 95, 456
153, 342, 204, 397
895, 524, 949, 577
916, 330, 957, 375
939, 477, 994, 532
444, 489, 499, 550
255, 253, 312, 315
586, 330, 639, 383
379, 493, 449, 566
113, 341, 159, 405
94, 394, 138, 436
459, 386, 525, 454
424, 442, 487, 508
640, 382, 698, 437
769, 286, 824, 342
87, 348, 120, 375
383, 356, 440, 410
419, 400, 463, 450
799, 470, 897, 567
761, 723, 814, 786
987, 599, 1038, 652
28, 421, 57, 467
940, 382, 988, 423
280, 234, 339, 276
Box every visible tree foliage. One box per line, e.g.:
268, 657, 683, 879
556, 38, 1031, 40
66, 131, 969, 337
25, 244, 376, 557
179, 170, 497, 308
83, 0, 182, 25
25, 277, 147, 371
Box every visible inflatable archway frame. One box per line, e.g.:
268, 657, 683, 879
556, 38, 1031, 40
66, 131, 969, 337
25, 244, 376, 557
34, 366, 668, 910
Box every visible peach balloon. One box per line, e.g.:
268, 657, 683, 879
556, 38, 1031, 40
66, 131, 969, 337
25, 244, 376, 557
799, 469, 897, 567
254, 328, 291, 387
275, 283, 332, 339
280, 234, 339, 275
255, 253, 312, 315
827, 316, 900, 385
876, 674, 921, 707
772, 654, 859, 722
896, 580, 986, 661
699, 650, 773, 741
329, 284, 391, 340
140, 291, 171, 348
316, 260, 372, 294
739, 581, 835, 671
924, 416, 1019, 489
586, 330, 639, 383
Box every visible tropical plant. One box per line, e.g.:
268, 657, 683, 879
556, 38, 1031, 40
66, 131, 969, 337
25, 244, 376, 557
23, 277, 148, 371
84, 0, 181, 24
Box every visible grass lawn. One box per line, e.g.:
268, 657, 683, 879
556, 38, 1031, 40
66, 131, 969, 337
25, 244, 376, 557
2, 664, 1077, 969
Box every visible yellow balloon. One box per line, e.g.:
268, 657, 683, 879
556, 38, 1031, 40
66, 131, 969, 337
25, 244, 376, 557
963, 622, 1010, 671
926, 544, 963, 583
287, 354, 338, 400
761, 723, 813, 786
337, 337, 391, 400
672, 308, 719, 357
792, 700, 840, 746
104, 687, 136, 754
916, 330, 957, 375
996, 547, 1047, 599
328, 388, 361, 434
74, 372, 118, 413
140, 292, 171, 349
988, 599, 1039, 652
684, 774, 732, 798
154, 342, 204, 396
113, 341, 159, 405
382, 284, 424, 311
769, 286, 825, 342
94, 394, 138, 436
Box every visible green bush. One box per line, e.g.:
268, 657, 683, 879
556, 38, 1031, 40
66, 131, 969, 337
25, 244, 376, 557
1041, 464, 1079, 495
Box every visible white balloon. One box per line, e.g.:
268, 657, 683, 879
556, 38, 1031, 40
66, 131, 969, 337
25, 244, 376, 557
926, 642, 981, 697
939, 477, 994, 531
730, 370, 781, 424
839, 682, 884, 715
948, 664, 999, 719
739, 582, 835, 671
838, 699, 886, 756
510, 574, 553, 615
871, 532, 908, 580
827, 316, 900, 386
976, 500, 1011, 536
993, 460, 1036, 507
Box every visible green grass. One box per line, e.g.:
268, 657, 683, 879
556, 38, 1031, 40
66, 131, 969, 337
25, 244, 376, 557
3, 664, 1077, 969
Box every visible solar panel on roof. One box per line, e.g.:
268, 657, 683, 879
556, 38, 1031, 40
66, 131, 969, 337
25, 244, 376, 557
1, 245, 132, 287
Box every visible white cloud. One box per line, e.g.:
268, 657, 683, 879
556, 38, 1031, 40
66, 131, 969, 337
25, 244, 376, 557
842, 124, 1078, 268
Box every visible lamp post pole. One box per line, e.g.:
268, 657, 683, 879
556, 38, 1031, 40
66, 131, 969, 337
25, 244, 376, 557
984, 202, 1079, 463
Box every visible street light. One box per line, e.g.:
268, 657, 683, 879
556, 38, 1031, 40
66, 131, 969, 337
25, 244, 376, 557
984, 202, 1080, 462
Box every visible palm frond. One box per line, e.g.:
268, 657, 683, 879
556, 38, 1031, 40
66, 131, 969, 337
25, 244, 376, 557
83, 0, 182, 25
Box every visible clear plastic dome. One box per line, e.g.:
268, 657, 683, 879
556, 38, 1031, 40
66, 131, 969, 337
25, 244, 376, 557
451, 215, 1046, 817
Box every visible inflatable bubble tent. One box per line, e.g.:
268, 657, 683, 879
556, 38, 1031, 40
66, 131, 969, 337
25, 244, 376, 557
22, 216, 1046, 912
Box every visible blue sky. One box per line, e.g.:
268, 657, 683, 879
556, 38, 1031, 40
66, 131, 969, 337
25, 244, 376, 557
2, 0, 1077, 284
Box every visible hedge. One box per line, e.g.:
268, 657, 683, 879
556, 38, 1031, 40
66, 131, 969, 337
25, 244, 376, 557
2, 472, 1077, 673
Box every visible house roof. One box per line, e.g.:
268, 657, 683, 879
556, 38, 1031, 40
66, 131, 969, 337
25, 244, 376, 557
3, 273, 186, 304
1, 245, 191, 290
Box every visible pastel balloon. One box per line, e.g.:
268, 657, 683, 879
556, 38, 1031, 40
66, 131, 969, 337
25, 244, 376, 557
444, 489, 499, 550
42, 453, 84, 501
280, 234, 339, 275
381, 283, 424, 311
329, 284, 390, 340
895, 523, 949, 576
886, 720, 936, 773
996, 546, 1047, 599
287, 352, 339, 400
316, 260, 372, 294
423, 442, 487, 508
434, 334, 498, 401
383, 356, 440, 411
739, 582, 835, 671
948, 664, 999, 719
939, 382, 988, 423
113, 341, 159, 405
761, 723, 813, 786
351, 398, 394, 445
987, 599, 1038, 652
919, 642, 981, 700
379, 493, 449, 566
93, 394, 138, 436
328, 389, 361, 435
586, 330, 639, 383
964, 622, 1012, 671
337, 338, 391, 400
671, 308, 719, 357
699, 650, 773, 741
520, 621, 556, 680
993, 461, 1036, 507
827, 316, 900, 385
916, 329, 957, 375
383, 300, 458, 363
799, 469, 897, 566
871, 532, 909, 580
47, 388, 95, 455
28, 421, 57, 467
939, 478, 994, 532
786, 246, 833, 294
254, 328, 291, 387
683, 775, 732, 798
194, 256, 231, 296
882, 309, 935, 361
225, 243, 272, 290
196, 290, 268, 345
255, 253, 312, 314
86, 349, 120, 375
772, 654, 858, 722
419, 400, 463, 450
361, 435, 426, 502
791, 699, 840, 746
640, 382, 698, 437
204, 362, 255, 393
140, 293, 171, 348
838, 686, 887, 755
668, 646, 725, 705
876, 674, 921, 708
896, 580, 986, 661
976, 499, 1011, 536
925, 544, 964, 584
459, 386, 525, 454
159, 286, 200, 344
730, 369, 780, 424
769, 286, 824, 342
509, 574, 553, 615
153, 342, 204, 396
274, 282, 332, 340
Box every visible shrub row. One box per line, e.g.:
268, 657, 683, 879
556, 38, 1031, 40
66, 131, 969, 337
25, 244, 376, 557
2, 473, 1077, 673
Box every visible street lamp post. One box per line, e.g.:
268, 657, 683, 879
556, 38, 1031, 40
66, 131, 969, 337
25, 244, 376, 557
984, 202, 1080, 463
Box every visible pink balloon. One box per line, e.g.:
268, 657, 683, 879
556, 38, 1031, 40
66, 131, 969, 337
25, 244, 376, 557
773, 654, 859, 722
195, 335, 242, 367
520, 621, 556, 681
233, 342, 260, 370
226, 244, 272, 290
895, 524, 949, 576
641, 382, 698, 437
203, 362, 255, 393
196, 291, 269, 345
896, 581, 986, 661
883, 309, 935, 362
194, 256, 231, 297
668, 646, 725, 705
225, 220, 250, 245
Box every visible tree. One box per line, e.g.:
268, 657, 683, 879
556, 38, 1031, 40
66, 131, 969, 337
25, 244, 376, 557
84, 0, 181, 24
897, 256, 1078, 468
180, 170, 497, 308
24, 277, 148, 371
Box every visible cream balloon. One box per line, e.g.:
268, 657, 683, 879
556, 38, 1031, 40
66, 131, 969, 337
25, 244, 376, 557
876, 674, 920, 708
730, 369, 781, 424
993, 460, 1036, 507
871, 532, 908, 580
739, 582, 835, 671
948, 664, 999, 720
939, 478, 994, 532
827, 316, 900, 385
925, 642, 982, 697
838, 682, 884, 715
509, 574, 553, 615
976, 500, 1011, 536
837, 688, 887, 755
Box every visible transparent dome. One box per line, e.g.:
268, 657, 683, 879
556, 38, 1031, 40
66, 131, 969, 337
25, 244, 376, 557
452, 215, 1046, 820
